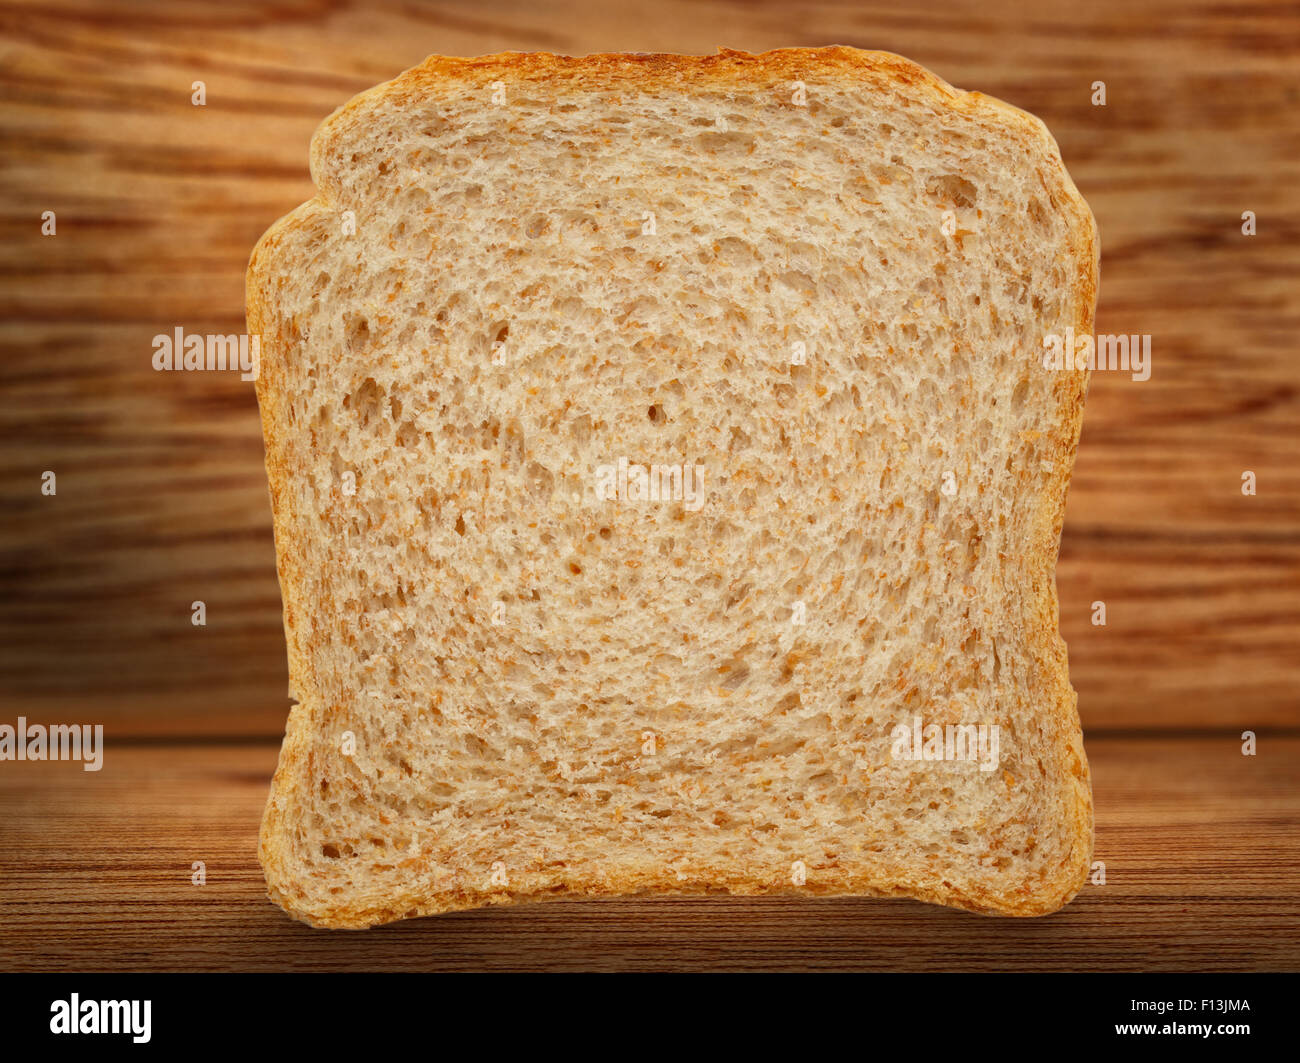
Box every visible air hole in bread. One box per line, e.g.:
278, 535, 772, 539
926, 173, 978, 207
776, 270, 816, 297
396, 421, 419, 448
343, 314, 371, 353
344, 377, 384, 426
720, 664, 750, 691
697, 131, 757, 153
1010, 377, 1029, 412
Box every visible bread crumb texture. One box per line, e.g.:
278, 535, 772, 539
248, 47, 1097, 927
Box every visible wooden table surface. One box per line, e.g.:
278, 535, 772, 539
1, 734, 1295, 971
1, 0, 1297, 970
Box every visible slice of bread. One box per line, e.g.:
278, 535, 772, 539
248, 47, 1097, 928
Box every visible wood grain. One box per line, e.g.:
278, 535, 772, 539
0, 2, 1297, 737
0, 735, 1295, 971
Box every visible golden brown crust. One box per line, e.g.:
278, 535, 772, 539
248, 46, 1097, 929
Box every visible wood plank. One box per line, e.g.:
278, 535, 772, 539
0, 734, 1296, 971
1, 0, 1297, 734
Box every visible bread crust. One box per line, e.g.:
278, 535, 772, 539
248, 46, 1097, 928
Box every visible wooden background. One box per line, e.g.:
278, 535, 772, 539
0, 0, 1297, 971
